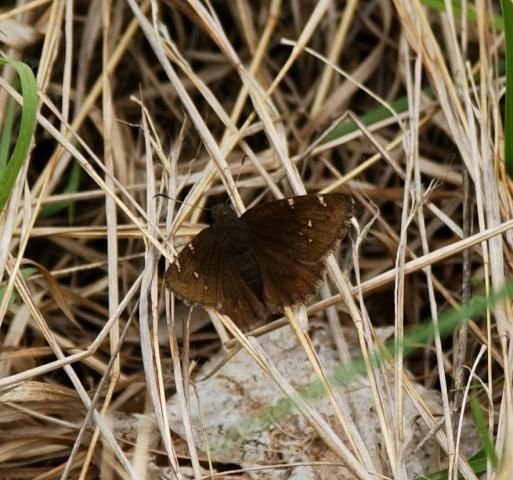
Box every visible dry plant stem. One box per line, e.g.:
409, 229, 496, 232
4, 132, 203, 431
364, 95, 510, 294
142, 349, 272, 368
132, 413, 154, 479
0, 0, 53, 20
99, 427, 115, 479
394, 193, 413, 471
234, 0, 258, 52
259, 0, 333, 100
310, 0, 358, 115
49, 96, 171, 242
343, 112, 405, 178
327, 256, 397, 475
453, 346, 488, 478
79, 376, 120, 480
165, 120, 203, 471
84, 85, 140, 480
61, 0, 73, 132
351, 198, 477, 478
102, 0, 121, 374
139, 246, 181, 476
359, 194, 461, 310
394, 0, 509, 461
476, 20, 513, 463
159, 38, 282, 213
285, 41, 408, 134
408, 47, 456, 476
192, 382, 215, 477
284, 305, 376, 474
477, 3, 511, 458
100, 6, 123, 473
321, 113, 425, 194
225, 0, 279, 132
74, 0, 101, 118
394, 37, 416, 460
218, 314, 370, 479
36, 0, 64, 93
390, 4, 507, 476
358, 299, 478, 477
453, 170, 472, 417
326, 217, 513, 304
169, 311, 202, 478
321, 283, 351, 364
310, 105, 424, 161
138, 112, 181, 476
20, 225, 180, 240
391, 1, 470, 162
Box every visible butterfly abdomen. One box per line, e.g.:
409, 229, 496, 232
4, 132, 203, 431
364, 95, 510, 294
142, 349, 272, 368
230, 249, 264, 302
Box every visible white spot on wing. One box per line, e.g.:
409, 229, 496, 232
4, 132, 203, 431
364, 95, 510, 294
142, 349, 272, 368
308, 238, 313, 243
307, 219, 313, 228
188, 243, 195, 253
193, 271, 199, 279
288, 198, 295, 209
317, 195, 327, 207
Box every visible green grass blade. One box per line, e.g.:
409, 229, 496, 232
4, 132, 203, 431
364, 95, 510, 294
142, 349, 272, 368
501, 0, 513, 177
422, 0, 504, 31
39, 160, 81, 221
0, 58, 38, 212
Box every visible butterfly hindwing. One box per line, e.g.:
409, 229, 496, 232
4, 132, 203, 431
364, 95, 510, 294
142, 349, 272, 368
256, 245, 325, 311
217, 255, 268, 330
166, 226, 268, 329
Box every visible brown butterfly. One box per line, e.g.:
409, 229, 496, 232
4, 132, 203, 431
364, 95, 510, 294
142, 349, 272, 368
165, 193, 354, 331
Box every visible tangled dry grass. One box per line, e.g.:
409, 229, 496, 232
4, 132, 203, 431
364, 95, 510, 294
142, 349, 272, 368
0, 1, 511, 479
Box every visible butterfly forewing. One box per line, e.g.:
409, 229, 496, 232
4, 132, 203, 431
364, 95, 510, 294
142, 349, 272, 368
165, 228, 223, 308
242, 194, 354, 263
241, 193, 353, 311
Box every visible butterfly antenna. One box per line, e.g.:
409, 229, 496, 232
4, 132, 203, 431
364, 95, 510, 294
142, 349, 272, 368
153, 193, 212, 213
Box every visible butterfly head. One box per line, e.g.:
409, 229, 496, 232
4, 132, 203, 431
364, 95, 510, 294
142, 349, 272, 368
211, 203, 237, 222
211, 203, 250, 250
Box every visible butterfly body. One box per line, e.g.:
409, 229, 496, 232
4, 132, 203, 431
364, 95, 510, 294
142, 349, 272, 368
210, 205, 264, 306
166, 193, 354, 331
